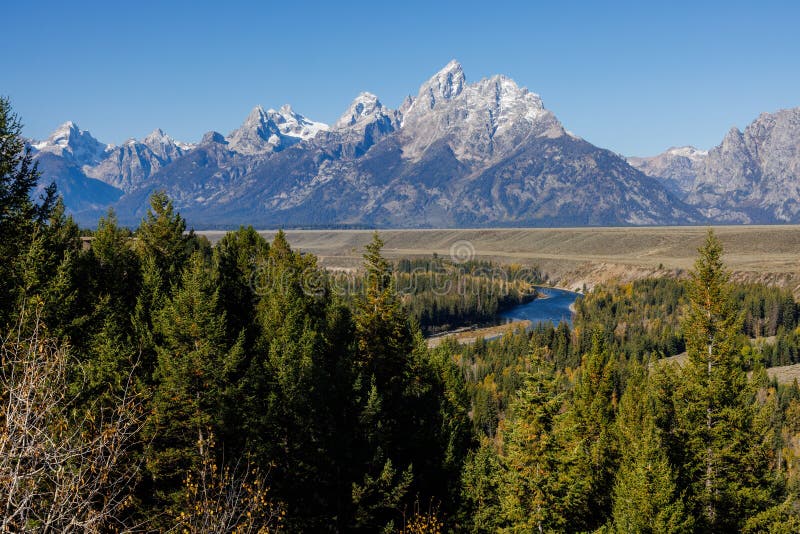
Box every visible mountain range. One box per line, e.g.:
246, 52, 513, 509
628, 108, 800, 224
28, 61, 799, 228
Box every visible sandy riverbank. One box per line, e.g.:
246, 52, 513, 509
426, 320, 531, 348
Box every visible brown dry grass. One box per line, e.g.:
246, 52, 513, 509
426, 320, 531, 348
198, 226, 800, 294
767, 363, 800, 385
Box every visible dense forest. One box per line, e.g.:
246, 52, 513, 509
571, 277, 800, 367
2, 97, 800, 532
330, 257, 542, 335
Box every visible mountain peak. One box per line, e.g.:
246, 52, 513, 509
419, 60, 466, 105
46, 121, 83, 144
334, 92, 388, 130
243, 105, 268, 125
439, 59, 463, 76
144, 128, 171, 145
140, 127, 193, 160
278, 103, 295, 116
56, 120, 79, 133
227, 103, 328, 154
33, 121, 107, 164
201, 131, 227, 145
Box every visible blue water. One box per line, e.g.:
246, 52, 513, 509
499, 287, 581, 327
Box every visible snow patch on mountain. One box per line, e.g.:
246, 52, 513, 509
32, 121, 109, 165
400, 61, 564, 162
226, 105, 328, 155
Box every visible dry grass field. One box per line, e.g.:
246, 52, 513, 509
768, 363, 800, 385
199, 226, 800, 294
426, 320, 531, 349
655, 353, 800, 385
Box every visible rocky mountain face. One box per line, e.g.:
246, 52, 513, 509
630, 108, 800, 223
628, 146, 708, 195
226, 104, 328, 155
33, 122, 192, 194
33, 61, 701, 228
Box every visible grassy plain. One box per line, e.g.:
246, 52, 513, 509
199, 226, 800, 293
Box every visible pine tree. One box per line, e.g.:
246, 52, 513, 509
355, 232, 413, 381
131, 253, 165, 379
212, 225, 269, 344
675, 230, 777, 531
11, 199, 81, 339
558, 331, 620, 530
135, 191, 192, 297
352, 233, 415, 473
85, 210, 140, 324
145, 251, 236, 518
350, 233, 471, 531
240, 230, 355, 530
0, 98, 57, 325
460, 438, 503, 533
72, 210, 142, 385
495, 347, 571, 533
612, 361, 693, 533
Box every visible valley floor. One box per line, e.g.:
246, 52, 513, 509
199, 225, 800, 295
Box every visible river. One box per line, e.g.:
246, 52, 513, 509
499, 287, 581, 327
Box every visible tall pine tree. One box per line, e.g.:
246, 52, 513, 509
612, 361, 692, 533
495, 347, 571, 533
674, 230, 777, 531
145, 251, 237, 519
0, 97, 57, 326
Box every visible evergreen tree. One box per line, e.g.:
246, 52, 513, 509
350, 233, 473, 531
674, 230, 777, 531
0, 97, 57, 325
460, 438, 503, 533
11, 199, 81, 338
212, 225, 269, 345
131, 253, 165, 379
355, 232, 413, 381
612, 361, 693, 533
241, 230, 354, 530
558, 332, 620, 530
350, 233, 417, 531
495, 348, 571, 533
135, 191, 192, 297
85, 210, 140, 325
0, 98, 57, 329
145, 252, 236, 518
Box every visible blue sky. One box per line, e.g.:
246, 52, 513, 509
3, 0, 798, 155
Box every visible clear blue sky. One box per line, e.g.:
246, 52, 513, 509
3, 0, 798, 156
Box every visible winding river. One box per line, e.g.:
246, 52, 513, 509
500, 287, 582, 327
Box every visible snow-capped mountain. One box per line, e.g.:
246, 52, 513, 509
399, 60, 564, 162
226, 105, 328, 155
34, 60, 703, 228
32, 123, 192, 194
33, 121, 108, 165
333, 92, 399, 133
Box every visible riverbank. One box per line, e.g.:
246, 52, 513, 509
427, 287, 580, 347
427, 320, 532, 348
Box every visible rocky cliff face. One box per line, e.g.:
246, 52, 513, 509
630, 108, 800, 223
628, 146, 708, 195
32, 122, 191, 195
